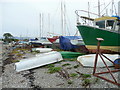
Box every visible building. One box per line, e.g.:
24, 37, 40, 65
118, 1, 120, 16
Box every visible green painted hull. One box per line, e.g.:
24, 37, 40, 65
60, 51, 84, 58
77, 25, 120, 46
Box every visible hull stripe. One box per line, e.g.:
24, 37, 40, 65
86, 45, 120, 52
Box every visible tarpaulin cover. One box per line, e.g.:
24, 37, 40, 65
59, 36, 81, 50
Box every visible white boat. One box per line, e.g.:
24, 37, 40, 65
32, 48, 53, 53
77, 54, 119, 67
15, 51, 63, 72
70, 39, 84, 45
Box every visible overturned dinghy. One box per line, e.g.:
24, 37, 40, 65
60, 51, 84, 59
32, 48, 53, 53
15, 51, 63, 72
77, 54, 119, 67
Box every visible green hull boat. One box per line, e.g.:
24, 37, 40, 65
77, 16, 120, 53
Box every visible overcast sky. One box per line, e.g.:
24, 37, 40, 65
0, 0, 119, 38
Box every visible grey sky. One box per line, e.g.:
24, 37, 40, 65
0, 0, 119, 38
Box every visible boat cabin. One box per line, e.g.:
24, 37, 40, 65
94, 16, 120, 32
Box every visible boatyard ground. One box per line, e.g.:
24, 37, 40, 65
1, 44, 120, 89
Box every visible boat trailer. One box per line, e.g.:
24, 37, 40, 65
93, 38, 120, 86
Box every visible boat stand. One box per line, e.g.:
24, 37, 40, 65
93, 38, 120, 86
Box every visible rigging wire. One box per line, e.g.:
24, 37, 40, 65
100, 1, 111, 14
113, 3, 117, 15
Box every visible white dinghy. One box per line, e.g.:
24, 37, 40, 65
77, 54, 119, 67
32, 48, 53, 53
15, 51, 63, 72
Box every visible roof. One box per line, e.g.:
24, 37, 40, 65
94, 16, 117, 21
80, 16, 94, 21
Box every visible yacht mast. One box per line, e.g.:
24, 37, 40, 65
119, 1, 120, 16
40, 13, 42, 39
111, 0, 114, 15
98, 0, 101, 17
61, 1, 64, 35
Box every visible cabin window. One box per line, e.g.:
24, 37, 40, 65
96, 21, 105, 28
115, 21, 120, 31
106, 20, 114, 26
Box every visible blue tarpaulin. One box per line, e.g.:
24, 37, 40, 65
59, 36, 81, 50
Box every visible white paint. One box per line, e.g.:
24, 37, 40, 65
77, 54, 119, 67
32, 48, 53, 53
70, 39, 84, 45
15, 51, 63, 72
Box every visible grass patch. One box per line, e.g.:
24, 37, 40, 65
46, 64, 55, 68
62, 63, 71, 67
68, 58, 76, 61
32, 50, 40, 53
82, 79, 91, 87
67, 80, 73, 84
82, 74, 91, 79
12, 60, 20, 63
73, 65, 79, 68
70, 73, 78, 77
11, 50, 19, 54
17, 53, 24, 57
48, 67, 62, 74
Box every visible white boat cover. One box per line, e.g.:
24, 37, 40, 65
32, 48, 53, 53
77, 54, 119, 67
70, 39, 84, 45
15, 51, 63, 72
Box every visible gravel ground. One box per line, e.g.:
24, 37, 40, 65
2, 58, 120, 88
1, 45, 120, 89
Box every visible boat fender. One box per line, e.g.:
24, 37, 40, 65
114, 58, 120, 65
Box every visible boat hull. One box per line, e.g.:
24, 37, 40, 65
32, 48, 53, 53
77, 54, 119, 67
77, 25, 120, 53
15, 51, 63, 72
60, 51, 84, 58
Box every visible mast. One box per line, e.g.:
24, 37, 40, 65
119, 1, 120, 16
88, 2, 90, 25
48, 13, 50, 36
88, 2, 90, 18
98, 0, 100, 17
63, 0, 66, 36
61, 1, 64, 36
40, 13, 42, 39
111, 0, 114, 15
42, 13, 44, 37
61, 0, 67, 36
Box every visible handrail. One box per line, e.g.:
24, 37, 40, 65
75, 10, 100, 17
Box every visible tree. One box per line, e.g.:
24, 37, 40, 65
3, 33, 13, 39
3, 33, 14, 43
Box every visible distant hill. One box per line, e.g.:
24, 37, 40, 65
13, 37, 31, 40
